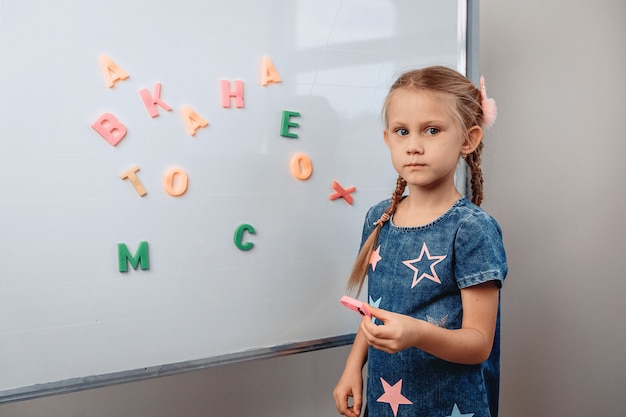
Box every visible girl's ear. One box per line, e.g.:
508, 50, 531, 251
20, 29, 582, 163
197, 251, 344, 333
462, 126, 483, 155
383, 129, 391, 148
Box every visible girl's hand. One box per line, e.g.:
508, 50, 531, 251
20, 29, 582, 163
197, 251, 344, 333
333, 367, 364, 417
359, 282, 500, 363
359, 305, 421, 354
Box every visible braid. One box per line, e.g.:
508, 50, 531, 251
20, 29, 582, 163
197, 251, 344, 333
465, 142, 484, 206
347, 176, 407, 296
388, 176, 407, 217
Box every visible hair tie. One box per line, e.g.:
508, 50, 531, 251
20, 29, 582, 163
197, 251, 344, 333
479, 76, 497, 129
373, 212, 390, 227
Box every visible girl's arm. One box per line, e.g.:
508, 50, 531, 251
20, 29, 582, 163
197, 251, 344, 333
333, 328, 369, 417
360, 281, 500, 364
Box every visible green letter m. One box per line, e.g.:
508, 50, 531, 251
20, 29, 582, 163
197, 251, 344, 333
118, 241, 150, 272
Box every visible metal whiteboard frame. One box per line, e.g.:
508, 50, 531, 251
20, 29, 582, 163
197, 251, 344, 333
0, 334, 356, 404
0, 0, 478, 404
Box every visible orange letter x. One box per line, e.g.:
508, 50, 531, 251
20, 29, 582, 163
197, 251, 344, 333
329, 181, 356, 205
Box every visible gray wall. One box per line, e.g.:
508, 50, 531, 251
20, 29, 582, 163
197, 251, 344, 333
2, 0, 625, 415
481, 0, 626, 415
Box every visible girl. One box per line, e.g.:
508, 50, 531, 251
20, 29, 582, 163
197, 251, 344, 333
333, 66, 507, 417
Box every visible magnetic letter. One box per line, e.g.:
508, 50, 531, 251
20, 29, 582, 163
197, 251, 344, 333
280, 110, 300, 138
118, 241, 150, 272
181, 105, 209, 136
234, 224, 256, 251
139, 83, 172, 118
329, 181, 356, 205
260, 57, 281, 86
120, 165, 147, 197
163, 168, 188, 196
290, 153, 313, 180
220, 80, 244, 108
91, 113, 127, 146
99, 55, 129, 88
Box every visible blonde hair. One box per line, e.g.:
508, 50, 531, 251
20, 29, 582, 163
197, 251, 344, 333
347, 66, 488, 295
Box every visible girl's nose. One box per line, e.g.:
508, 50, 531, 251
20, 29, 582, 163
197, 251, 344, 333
406, 136, 424, 154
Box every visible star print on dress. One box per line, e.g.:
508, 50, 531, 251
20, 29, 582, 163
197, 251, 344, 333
402, 242, 447, 288
426, 314, 449, 328
376, 377, 413, 417
370, 245, 382, 271
446, 403, 475, 417
368, 295, 381, 309
369, 295, 382, 323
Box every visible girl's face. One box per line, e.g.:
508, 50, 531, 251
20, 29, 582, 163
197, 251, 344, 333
383, 89, 475, 193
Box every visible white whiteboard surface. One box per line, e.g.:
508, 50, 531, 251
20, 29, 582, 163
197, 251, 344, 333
0, 0, 468, 400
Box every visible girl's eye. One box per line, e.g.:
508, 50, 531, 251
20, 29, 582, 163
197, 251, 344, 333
425, 127, 440, 135
395, 128, 409, 136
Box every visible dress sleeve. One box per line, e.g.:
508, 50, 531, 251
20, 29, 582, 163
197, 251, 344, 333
454, 212, 508, 289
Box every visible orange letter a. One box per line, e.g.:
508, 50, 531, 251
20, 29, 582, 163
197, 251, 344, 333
260, 57, 281, 86
99, 55, 129, 88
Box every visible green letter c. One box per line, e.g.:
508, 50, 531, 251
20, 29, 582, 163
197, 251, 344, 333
234, 224, 256, 251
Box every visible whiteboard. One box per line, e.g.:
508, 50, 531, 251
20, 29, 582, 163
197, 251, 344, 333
0, 0, 472, 401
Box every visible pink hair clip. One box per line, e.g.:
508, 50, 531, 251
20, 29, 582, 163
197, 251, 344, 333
479, 76, 497, 129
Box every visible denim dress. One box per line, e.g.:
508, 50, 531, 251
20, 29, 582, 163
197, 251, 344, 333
362, 197, 507, 417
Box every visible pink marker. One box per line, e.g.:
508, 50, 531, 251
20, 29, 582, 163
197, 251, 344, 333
340, 296, 372, 318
